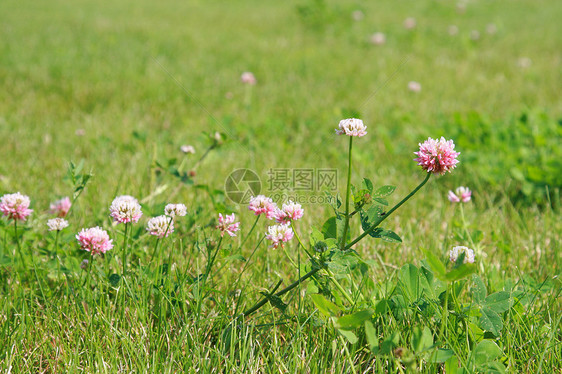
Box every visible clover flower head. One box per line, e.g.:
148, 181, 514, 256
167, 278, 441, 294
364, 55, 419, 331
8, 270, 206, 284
49, 197, 71, 217
408, 81, 421, 93
352, 10, 364, 21
274, 200, 304, 224
370, 32, 386, 45
76, 227, 113, 255
165, 203, 188, 218
248, 195, 277, 219
147, 215, 174, 238
47, 218, 69, 232
414, 137, 460, 175
448, 186, 472, 203
180, 145, 196, 154
449, 246, 475, 264
110, 195, 143, 224
404, 17, 416, 29
266, 223, 294, 249
335, 118, 367, 137
241, 72, 257, 85
216, 213, 240, 237
0, 192, 33, 221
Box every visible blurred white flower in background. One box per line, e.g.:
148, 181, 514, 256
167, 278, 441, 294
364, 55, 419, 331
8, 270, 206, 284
408, 81, 422, 93
352, 10, 364, 22
403, 17, 416, 30
370, 32, 386, 45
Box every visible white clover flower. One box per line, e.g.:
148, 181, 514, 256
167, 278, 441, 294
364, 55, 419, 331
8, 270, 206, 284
335, 118, 367, 137
147, 215, 174, 238
403, 17, 416, 30
47, 218, 69, 232
370, 32, 386, 45
180, 145, 195, 154
165, 203, 188, 218
449, 246, 475, 264
110, 195, 142, 224
408, 81, 421, 93
240, 72, 257, 85
448, 186, 472, 203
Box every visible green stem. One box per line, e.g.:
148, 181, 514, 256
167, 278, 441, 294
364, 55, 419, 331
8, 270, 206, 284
290, 222, 314, 259
339, 334, 358, 374
242, 267, 321, 317
87, 255, 93, 304
238, 215, 260, 250
346, 172, 431, 250
340, 136, 353, 250
149, 217, 174, 264
327, 270, 355, 305
54, 230, 61, 277
282, 245, 299, 269
232, 235, 266, 315
192, 144, 215, 171
203, 236, 223, 285
13, 221, 27, 268
439, 284, 450, 344
122, 223, 129, 276
460, 204, 476, 249
149, 238, 161, 264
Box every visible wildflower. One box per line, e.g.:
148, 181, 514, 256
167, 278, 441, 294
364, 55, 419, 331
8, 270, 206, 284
370, 32, 386, 45
213, 132, 224, 145
248, 195, 277, 219
408, 81, 421, 93
486, 23, 497, 35
241, 72, 257, 85
75, 129, 86, 136
80, 259, 89, 270
266, 223, 294, 249
447, 186, 472, 203
403, 17, 416, 30
165, 203, 188, 218
274, 200, 304, 224
109, 195, 142, 224
180, 145, 196, 154
216, 213, 240, 237
146, 215, 174, 238
49, 196, 71, 217
335, 118, 367, 137
47, 218, 69, 231
470, 30, 480, 41
76, 227, 113, 255
414, 137, 460, 175
0, 192, 33, 221
352, 10, 364, 21
449, 246, 475, 264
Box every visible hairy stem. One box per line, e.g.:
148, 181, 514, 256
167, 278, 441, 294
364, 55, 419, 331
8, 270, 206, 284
345, 172, 431, 250
340, 136, 353, 250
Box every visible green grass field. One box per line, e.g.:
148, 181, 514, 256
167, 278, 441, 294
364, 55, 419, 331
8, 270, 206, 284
1, 0, 561, 372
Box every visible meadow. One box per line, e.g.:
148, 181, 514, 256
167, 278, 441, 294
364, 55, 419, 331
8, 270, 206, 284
0, 0, 561, 372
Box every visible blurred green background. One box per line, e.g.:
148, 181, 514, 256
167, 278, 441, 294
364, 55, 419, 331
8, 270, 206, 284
0, 0, 561, 209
